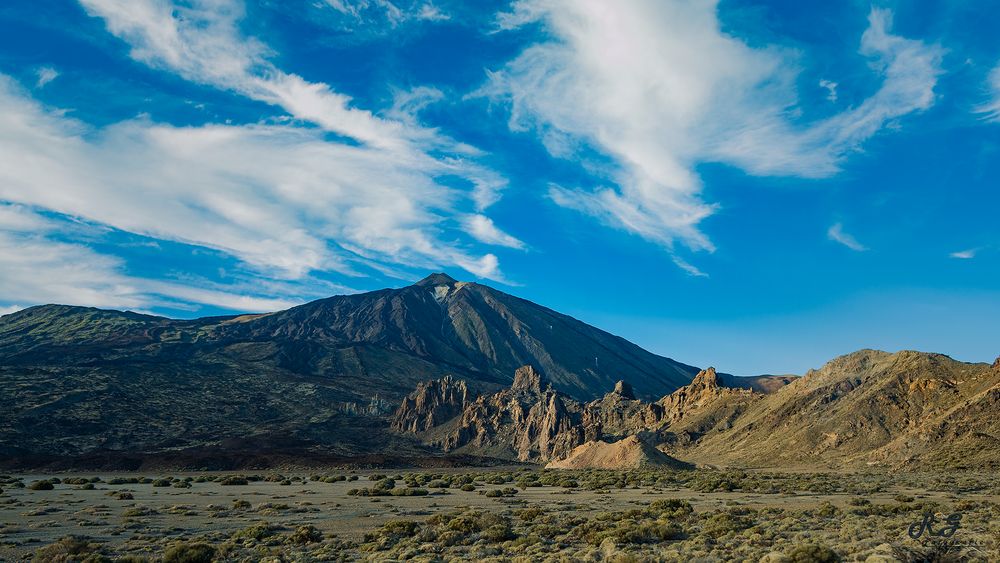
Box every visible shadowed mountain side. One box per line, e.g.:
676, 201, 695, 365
0, 274, 699, 465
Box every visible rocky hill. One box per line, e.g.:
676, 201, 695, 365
689, 350, 1000, 469
394, 351, 1000, 470
0, 274, 698, 467
546, 435, 690, 470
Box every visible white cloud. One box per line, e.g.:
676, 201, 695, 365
35, 66, 59, 89
819, 79, 838, 102
483, 2, 942, 273
0, 204, 301, 312
79, 0, 423, 150
323, 0, 449, 25
977, 63, 1000, 121
0, 75, 507, 283
827, 222, 868, 252
949, 248, 977, 259
0, 0, 514, 308
462, 214, 525, 249
417, 4, 449, 22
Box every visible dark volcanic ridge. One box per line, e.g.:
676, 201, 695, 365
0, 274, 697, 468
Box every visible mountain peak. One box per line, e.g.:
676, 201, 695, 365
415, 273, 458, 287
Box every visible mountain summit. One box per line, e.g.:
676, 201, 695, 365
414, 272, 458, 286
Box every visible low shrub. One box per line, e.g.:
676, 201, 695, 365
287, 524, 323, 544
162, 542, 216, 563
31, 535, 103, 562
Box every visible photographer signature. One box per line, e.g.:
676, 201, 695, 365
907, 512, 961, 540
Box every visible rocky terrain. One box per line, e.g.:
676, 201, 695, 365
394, 350, 1000, 470
0, 274, 697, 467
391, 364, 780, 466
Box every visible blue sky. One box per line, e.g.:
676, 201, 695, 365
0, 0, 998, 375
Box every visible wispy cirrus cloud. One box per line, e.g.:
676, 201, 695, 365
0, 0, 523, 314
481, 1, 942, 274
324, 0, 449, 25
34, 66, 59, 88
79, 0, 434, 150
827, 223, 868, 252
949, 248, 977, 259
0, 204, 300, 312
0, 73, 508, 281
977, 64, 1000, 121
462, 214, 525, 250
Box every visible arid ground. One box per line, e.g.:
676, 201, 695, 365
2, 469, 998, 562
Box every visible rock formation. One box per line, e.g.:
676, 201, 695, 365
394, 365, 767, 466
395, 350, 1000, 470
439, 365, 586, 462
391, 375, 471, 433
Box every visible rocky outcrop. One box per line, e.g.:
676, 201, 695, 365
395, 366, 770, 464
395, 351, 1000, 470
441, 365, 586, 462
545, 435, 690, 470
581, 381, 665, 441
658, 367, 756, 426
391, 375, 471, 433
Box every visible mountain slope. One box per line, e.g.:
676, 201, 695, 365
685, 350, 1000, 468
0, 274, 698, 465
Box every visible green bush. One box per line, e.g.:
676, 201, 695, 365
232, 522, 277, 542
381, 520, 421, 537
219, 476, 248, 486
287, 524, 323, 544
701, 512, 753, 538
28, 480, 54, 491
162, 542, 216, 563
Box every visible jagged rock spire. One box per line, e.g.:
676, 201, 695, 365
512, 365, 547, 394
612, 380, 636, 400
